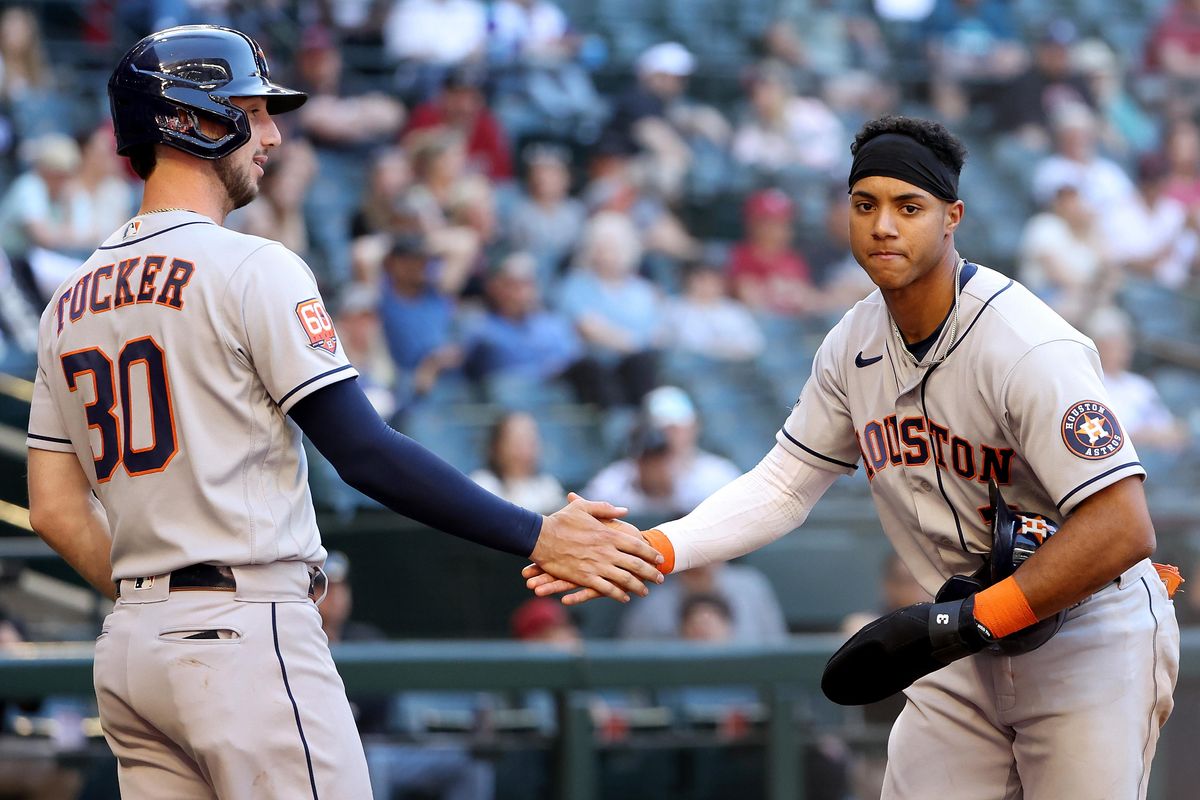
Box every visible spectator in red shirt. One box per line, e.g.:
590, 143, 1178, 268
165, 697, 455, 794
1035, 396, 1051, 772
1146, 0, 1200, 113
726, 188, 822, 315
404, 64, 514, 180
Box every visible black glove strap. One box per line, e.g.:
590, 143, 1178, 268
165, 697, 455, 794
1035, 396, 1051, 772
928, 597, 990, 663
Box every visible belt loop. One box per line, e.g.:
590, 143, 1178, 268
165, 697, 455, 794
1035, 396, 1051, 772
311, 565, 329, 606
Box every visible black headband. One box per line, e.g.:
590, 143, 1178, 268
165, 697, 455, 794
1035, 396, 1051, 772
848, 133, 959, 201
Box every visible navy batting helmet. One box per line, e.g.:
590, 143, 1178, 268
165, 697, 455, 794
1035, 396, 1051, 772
109, 25, 306, 160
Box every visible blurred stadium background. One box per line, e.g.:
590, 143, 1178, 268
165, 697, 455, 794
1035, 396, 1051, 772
0, 0, 1198, 798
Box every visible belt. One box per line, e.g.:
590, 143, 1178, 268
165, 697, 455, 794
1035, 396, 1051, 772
115, 563, 326, 601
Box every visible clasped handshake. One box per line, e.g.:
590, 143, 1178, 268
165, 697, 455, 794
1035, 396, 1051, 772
523, 492, 670, 606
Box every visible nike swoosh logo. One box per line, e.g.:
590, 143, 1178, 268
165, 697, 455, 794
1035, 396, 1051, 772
855, 351, 883, 368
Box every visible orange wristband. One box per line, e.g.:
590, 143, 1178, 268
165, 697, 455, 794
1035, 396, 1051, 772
972, 576, 1038, 639
642, 529, 675, 575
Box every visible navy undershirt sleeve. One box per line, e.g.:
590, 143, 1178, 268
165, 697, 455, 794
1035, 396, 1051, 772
289, 378, 543, 557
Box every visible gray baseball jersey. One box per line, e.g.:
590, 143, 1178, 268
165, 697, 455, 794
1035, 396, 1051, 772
777, 262, 1144, 596
26, 210, 357, 580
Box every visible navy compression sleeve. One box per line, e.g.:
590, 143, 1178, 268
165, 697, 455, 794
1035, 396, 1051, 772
289, 378, 543, 557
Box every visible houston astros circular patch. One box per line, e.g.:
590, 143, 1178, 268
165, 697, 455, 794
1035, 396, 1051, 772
1061, 400, 1124, 460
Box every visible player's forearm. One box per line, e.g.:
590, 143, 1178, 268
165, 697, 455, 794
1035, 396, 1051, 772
30, 495, 116, 600
291, 378, 542, 556
1010, 476, 1154, 619
655, 444, 838, 571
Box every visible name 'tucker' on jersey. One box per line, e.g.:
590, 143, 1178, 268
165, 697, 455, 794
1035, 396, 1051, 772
26, 211, 357, 579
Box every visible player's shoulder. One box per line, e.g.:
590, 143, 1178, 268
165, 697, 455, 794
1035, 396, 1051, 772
961, 263, 1089, 353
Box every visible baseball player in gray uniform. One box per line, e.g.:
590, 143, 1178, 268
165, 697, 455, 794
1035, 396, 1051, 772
24, 26, 662, 799
528, 116, 1180, 798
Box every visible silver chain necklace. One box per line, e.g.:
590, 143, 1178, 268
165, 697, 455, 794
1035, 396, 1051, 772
891, 256, 965, 369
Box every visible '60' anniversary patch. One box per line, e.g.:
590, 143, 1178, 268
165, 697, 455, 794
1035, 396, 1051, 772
1061, 400, 1124, 460
295, 298, 338, 355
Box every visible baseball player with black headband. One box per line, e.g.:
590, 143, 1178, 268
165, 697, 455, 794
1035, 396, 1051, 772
24, 26, 663, 799
528, 116, 1182, 798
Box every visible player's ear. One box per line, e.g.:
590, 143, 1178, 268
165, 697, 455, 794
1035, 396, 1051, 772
944, 199, 964, 234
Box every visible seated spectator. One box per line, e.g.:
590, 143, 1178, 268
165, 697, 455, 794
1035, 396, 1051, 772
385, 0, 488, 101
987, 20, 1094, 151
1145, 0, 1200, 115
1031, 104, 1142, 252
582, 139, 700, 264
557, 212, 661, 405
0, 133, 91, 299
585, 424, 681, 518
294, 25, 406, 150
664, 256, 766, 362
1163, 117, 1200, 214
489, 0, 575, 65
617, 560, 787, 644
462, 251, 591, 396
77, 123, 138, 238
799, 184, 876, 314
584, 386, 741, 515
470, 411, 566, 514
507, 143, 586, 289
1111, 154, 1198, 290
1017, 176, 1118, 325
1085, 307, 1187, 453
601, 42, 730, 200
759, 2, 890, 79
231, 138, 319, 259
1072, 38, 1158, 160
732, 60, 845, 178
679, 592, 735, 643
0, 250, 40, 373
510, 597, 581, 648
378, 235, 462, 398
399, 131, 483, 292
727, 189, 822, 316
350, 145, 414, 238
0, 7, 64, 141
334, 283, 397, 419
405, 64, 513, 181
922, 0, 1026, 123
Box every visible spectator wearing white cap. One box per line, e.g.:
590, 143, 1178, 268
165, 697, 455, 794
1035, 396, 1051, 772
582, 386, 740, 516
1030, 103, 1141, 253
1017, 171, 1117, 325
600, 42, 730, 200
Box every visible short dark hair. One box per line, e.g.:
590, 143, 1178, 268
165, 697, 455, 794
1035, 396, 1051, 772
127, 143, 157, 180
851, 115, 968, 178
680, 592, 732, 625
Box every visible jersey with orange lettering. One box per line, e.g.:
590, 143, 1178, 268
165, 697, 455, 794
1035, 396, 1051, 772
26, 209, 354, 580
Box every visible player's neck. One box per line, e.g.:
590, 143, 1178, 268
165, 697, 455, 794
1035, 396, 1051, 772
138, 159, 230, 225
882, 252, 958, 344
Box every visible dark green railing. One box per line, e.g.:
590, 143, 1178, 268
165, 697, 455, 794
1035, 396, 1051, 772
1, 632, 1196, 800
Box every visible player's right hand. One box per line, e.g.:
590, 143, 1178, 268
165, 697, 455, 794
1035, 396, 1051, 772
530, 495, 665, 604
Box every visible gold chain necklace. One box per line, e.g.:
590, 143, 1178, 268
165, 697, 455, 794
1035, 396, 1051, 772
140, 207, 194, 215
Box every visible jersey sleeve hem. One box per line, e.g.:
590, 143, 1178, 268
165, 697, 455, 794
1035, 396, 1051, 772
775, 428, 857, 475
277, 365, 359, 414
26, 433, 75, 452
1055, 460, 1146, 515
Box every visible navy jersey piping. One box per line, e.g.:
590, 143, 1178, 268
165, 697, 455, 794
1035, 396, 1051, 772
96, 220, 214, 250
780, 428, 858, 471
28, 432, 72, 444
277, 365, 355, 408
1055, 462, 1143, 510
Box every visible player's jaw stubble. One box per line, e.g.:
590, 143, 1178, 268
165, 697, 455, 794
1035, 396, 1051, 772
214, 152, 262, 212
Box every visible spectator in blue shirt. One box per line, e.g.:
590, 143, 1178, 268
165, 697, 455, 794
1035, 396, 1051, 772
465, 251, 580, 378
556, 212, 661, 405
378, 235, 463, 397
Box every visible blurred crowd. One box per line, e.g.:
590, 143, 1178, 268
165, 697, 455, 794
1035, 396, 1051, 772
1, 1, 1198, 508
1, 2, 1200, 797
